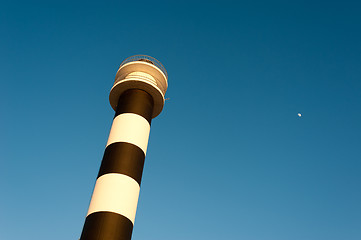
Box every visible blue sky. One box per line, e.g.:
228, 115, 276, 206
1, 0, 360, 239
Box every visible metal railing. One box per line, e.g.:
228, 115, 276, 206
119, 55, 168, 79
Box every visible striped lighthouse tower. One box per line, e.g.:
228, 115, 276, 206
80, 55, 168, 240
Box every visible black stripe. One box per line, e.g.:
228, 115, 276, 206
80, 211, 133, 240
97, 142, 145, 185
115, 89, 154, 124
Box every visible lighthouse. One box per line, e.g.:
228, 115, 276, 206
80, 55, 168, 240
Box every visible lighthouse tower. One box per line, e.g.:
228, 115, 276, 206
80, 55, 168, 240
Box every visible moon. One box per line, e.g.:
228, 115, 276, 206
298, 113, 302, 117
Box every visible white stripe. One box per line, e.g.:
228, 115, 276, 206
87, 173, 140, 224
106, 113, 150, 155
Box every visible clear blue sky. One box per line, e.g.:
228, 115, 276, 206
1, 0, 360, 239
